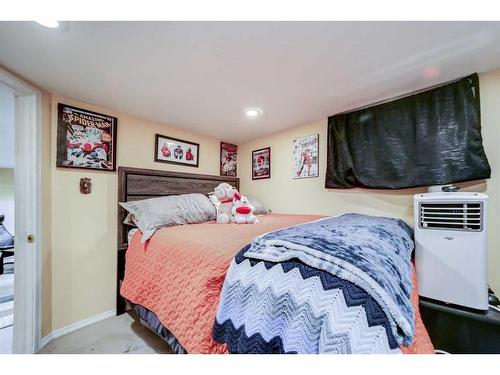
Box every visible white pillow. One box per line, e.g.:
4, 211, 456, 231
120, 193, 216, 243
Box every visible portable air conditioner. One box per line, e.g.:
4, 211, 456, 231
414, 192, 488, 310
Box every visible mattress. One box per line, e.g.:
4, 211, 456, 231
120, 214, 434, 354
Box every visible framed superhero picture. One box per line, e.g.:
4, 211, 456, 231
56, 103, 117, 171
154, 134, 200, 167
293, 134, 319, 179
252, 147, 271, 180
220, 141, 238, 177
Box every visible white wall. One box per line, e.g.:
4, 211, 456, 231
0, 84, 15, 234
240, 69, 500, 294
0, 83, 15, 168
45, 96, 223, 336
0, 168, 15, 235
15, 66, 500, 338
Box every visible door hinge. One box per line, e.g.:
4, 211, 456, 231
27, 234, 35, 243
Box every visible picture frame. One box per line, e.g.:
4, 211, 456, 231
154, 133, 200, 167
293, 134, 319, 179
252, 147, 271, 180
56, 103, 117, 171
220, 141, 238, 177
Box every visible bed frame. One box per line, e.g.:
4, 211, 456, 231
116, 166, 239, 314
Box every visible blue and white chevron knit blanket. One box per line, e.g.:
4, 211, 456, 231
213, 214, 415, 353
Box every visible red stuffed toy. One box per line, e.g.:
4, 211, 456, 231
232, 193, 258, 224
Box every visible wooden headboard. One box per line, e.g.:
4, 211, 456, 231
117, 166, 239, 248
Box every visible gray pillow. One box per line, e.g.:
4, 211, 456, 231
123, 212, 137, 226
247, 196, 270, 215
120, 193, 216, 243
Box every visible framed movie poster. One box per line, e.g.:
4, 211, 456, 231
220, 142, 238, 177
56, 103, 117, 171
154, 134, 199, 167
252, 147, 271, 180
293, 134, 319, 179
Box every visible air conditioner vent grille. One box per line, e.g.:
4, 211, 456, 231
419, 202, 483, 231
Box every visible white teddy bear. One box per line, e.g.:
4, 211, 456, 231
232, 193, 258, 224
214, 182, 239, 224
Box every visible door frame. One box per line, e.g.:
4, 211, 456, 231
0, 67, 42, 353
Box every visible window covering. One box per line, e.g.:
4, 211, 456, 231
325, 73, 491, 189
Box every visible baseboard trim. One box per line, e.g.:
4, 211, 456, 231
39, 309, 116, 350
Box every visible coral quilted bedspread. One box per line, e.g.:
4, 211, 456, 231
120, 214, 434, 354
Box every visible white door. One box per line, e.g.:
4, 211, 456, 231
0, 67, 42, 353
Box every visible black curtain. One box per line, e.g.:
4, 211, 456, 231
325, 73, 491, 189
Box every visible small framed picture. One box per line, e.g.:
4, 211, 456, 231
293, 134, 319, 179
220, 142, 238, 177
252, 147, 271, 180
154, 134, 199, 167
56, 103, 117, 171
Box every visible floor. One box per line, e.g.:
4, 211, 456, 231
38, 312, 174, 354
0, 259, 14, 354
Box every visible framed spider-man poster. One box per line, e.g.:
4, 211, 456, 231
56, 103, 117, 171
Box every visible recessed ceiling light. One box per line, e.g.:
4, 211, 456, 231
245, 108, 263, 118
35, 20, 60, 28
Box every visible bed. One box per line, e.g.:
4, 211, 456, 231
117, 166, 434, 354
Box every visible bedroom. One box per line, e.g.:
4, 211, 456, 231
1, 1, 500, 371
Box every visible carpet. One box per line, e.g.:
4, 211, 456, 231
38, 312, 174, 354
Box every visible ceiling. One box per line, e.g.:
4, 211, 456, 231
1, 21, 500, 143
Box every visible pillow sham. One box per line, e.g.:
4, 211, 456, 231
120, 193, 216, 243
246, 196, 270, 215
123, 212, 137, 226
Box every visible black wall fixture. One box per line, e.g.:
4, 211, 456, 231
325, 73, 491, 189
